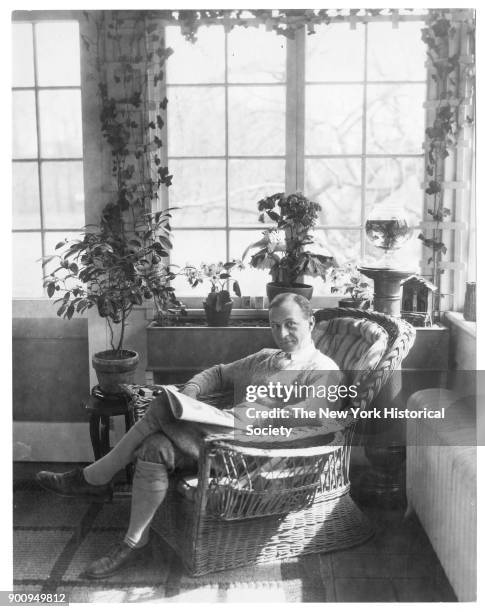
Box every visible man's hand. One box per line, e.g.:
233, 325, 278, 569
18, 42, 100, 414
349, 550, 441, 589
180, 384, 199, 399
229, 401, 271, 430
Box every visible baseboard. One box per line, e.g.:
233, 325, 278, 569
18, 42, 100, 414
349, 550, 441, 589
13, 422, 94, 462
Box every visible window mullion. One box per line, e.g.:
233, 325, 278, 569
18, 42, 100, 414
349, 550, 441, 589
285, 30, 300, 193
361, 23, 368, 263
32, 23, 47, 296
224, 31, 230, 262
294, 27, 306, 192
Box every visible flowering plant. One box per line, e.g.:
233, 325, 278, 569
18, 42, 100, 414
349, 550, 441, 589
242, 192, 335, 285
183, 260, 243, 311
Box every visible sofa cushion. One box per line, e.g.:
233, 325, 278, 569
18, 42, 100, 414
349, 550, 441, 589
313, 317, 388, 372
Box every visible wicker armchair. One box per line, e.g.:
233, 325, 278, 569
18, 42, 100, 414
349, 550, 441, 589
132, 308, 415, 576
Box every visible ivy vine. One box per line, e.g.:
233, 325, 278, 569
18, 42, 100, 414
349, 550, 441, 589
152, 9, 425, 41
418, 9, 475, 308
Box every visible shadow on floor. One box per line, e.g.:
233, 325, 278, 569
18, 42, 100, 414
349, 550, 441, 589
12, 476, 457, 603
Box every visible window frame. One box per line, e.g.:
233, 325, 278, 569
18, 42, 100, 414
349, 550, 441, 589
11, 11, 474, 313
163, 15, 431, 302
12, 16, 85, 299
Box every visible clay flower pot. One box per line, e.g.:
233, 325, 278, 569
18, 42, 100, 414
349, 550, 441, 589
266, 282, 313, 303
92, 349, 139, 395
203, 300, 233, 327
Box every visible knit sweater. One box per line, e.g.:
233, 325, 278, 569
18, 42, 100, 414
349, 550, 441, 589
186, 344, 346, 433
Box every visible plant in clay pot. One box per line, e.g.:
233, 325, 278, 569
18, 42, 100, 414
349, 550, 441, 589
43, 209, 185, 393
183, 261, 243, 326
330, 263, 373, 309
242, 192, 336, 301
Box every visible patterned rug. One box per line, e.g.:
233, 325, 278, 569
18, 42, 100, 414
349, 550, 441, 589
13, 484, 457, 603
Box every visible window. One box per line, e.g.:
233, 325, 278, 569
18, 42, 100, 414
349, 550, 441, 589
166, 24, 287, 296
303, 21, 426, 294
165, 18, 427, 298
12, 20, 84, 298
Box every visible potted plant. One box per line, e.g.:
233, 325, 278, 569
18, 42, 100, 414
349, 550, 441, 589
330, 263, 373, 309
43, 209, 185, 394
42, 12, 182, 394
242, 192, 336, 301
183, 261, 243, 326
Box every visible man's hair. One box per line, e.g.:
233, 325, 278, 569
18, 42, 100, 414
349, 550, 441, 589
268, 293, 313, 320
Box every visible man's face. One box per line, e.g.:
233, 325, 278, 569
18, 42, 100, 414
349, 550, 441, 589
269, 301, 315, 354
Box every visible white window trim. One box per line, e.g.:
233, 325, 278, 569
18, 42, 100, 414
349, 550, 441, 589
12, 15, 85, 301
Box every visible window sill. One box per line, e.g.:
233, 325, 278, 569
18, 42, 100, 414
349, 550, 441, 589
444, 311, 477, 339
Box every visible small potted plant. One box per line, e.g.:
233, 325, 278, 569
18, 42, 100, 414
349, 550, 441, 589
242, 192, 336, 301
330, 263, 373, 309
183, 261, 243, 326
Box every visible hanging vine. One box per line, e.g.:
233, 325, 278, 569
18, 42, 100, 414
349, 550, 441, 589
43, 10, 185, 343
152, 9, 426, 41
418, 9, 475, 313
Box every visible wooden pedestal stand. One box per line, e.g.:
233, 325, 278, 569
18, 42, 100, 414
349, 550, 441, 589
356, 266, 414, 508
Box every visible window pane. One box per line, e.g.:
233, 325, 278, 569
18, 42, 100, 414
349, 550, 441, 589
306, 22, 365, 82
314, 228, 361, 268
228, 86, 285, 156
367, 22, 426, 81
228, 25, 286, 83
35, 22, 81, 86
305, 84, 363, 155
38, 90, 83, 158
228, 159, 285, 226
170, 230, 226, 295
229, 230, 271, 296
12, 232, 43, 297
12, 162, 40, 229
169, 159, 226, 227
365, 157, 424, 225
366, 84, 426, 154
12, 23, 34, 87
43, 231, 84, 286
166, 25, 225, 84
168, 86, 225, 156
42, 161, 85, 229
12, 91, 38, 158
305, 158, 362, 226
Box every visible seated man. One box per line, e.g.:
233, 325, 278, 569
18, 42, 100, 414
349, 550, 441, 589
37, 293, 343, 578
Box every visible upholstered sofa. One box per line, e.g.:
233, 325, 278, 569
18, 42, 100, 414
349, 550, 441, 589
406, 388, 477, 601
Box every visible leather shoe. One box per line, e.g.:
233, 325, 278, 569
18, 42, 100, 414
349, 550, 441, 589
84, 541, 150, 579
35, 468, 113, 501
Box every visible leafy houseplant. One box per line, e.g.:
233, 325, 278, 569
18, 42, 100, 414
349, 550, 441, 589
183, 261, 243, 326
42, 12, 183, 394
43, 209, 185, 393
243, 192, 336, 301
330, 264, 373, 309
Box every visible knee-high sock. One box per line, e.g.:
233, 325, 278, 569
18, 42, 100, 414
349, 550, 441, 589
83, 424, 149, 485
124, 460, 169, 549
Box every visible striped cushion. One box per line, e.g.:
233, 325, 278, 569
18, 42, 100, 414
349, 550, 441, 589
312, 317, 388, 372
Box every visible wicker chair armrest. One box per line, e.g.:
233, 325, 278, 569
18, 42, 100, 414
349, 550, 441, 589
123, 384, 234, 422
202, 431, 345, 458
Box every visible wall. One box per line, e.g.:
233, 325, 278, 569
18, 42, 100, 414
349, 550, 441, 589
12, 306, 92, 461
12, 295, 152, 461
444, 312, 477, 398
